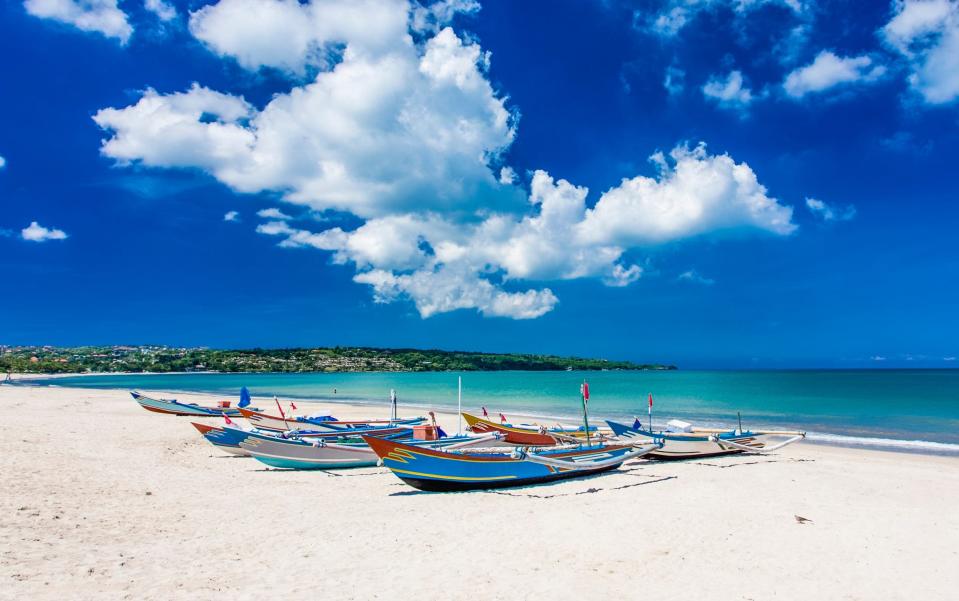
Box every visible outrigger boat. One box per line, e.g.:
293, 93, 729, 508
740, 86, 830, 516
606, 419, 805, 460
237, 407, 426, 433
240, 431, 508, 470
192, 418, 418, 455
462, 412, 602, 445
131, 391, 251, 417
364, 435, 661, 491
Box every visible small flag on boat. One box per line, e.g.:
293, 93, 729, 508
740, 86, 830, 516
290, 401, 297, 411
581, 381, 590, 404
482, 406, 489, 418
238, 386, 251, 408
223, 413, 234, 426
632, 418, 642, 430
499, 413, 507, 424
649, 393, 653, 409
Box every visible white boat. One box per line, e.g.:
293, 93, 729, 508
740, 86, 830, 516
606, 419, 805, 460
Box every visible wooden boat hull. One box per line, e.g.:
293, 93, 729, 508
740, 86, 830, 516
606, 421, 764, 460
363, 436, 646, 492
237, 407, 424, 433
239, 433, 512, 471
190, 422, 249, 456
132, 391, 243, 417
241, 437, 379, 470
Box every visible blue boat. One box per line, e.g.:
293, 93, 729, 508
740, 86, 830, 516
364, 435, 661, 492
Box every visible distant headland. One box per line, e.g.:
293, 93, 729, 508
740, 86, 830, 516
0, 345, 676, 374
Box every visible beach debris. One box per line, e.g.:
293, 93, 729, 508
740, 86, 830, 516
794, 515, 813, 524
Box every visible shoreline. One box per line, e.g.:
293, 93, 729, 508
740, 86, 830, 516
8, 375, 959, 458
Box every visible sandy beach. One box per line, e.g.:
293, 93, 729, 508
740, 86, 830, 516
2, 383, 957, 600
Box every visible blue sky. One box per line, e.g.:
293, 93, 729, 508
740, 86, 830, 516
1, 0, 957, 367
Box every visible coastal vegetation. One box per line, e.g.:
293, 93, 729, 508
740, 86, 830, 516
0, 345, 675, 374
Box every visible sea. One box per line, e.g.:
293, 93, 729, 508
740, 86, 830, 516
28, 369, 959, 455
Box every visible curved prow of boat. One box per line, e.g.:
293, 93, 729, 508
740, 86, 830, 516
189, 421, 250, 456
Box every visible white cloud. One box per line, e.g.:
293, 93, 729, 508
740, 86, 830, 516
257, 207, 292, 220
21, 221, 68, 242
411, 0, 481, 34
702, 70, 755, 111
255, 144, 794, 319
881, 0, 959, 104
94, 26, 517, 219
805, 197, 856, 221
576, 143, 797, 247
224, 210, 240, 222
783, 51, 886, 98
95, 2, 800, 320
642, 0, 810, 37
677, 269, 715, 285
0, 155, 5, 169
188, 0, 412, 74
145, 0, 176, 21
664, 65, 685, 96
871, 355, 887, 361
24, 0, 132, 43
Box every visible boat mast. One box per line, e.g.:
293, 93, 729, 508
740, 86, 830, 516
581, 379, 591, 446
457, 376, 462, 436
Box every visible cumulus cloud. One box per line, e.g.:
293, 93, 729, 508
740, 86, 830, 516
188, 0, 413, 74
257, 207, 292, 220
881, 0, 959, 104
24, 0, 132, 43
94, 26, 517, 219
576, 143, 797, 247
702, 70, 755, 111
783, 51, 886, 98
224, 210, 240, 222
411, 0, 481, 33
21, 221, 68, 242
0, 155, 5, 169
805, 197, 856, 221
144, 0, 176, 21
94, 1, 799, 320
255, 144, 794, 318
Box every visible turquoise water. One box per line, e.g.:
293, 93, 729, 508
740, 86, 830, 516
31, 370, 959, 453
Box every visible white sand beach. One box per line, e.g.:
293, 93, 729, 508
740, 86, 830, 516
2, 383, 958, 600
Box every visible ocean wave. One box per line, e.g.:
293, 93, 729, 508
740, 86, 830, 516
804, 432, 959, 454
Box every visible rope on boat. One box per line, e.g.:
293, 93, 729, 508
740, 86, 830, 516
708, 434, 805, 453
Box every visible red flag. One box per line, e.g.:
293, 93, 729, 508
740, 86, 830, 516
275, 397, 286, 419
648, 393, 653, 409
290, 401, 298, 411
223, 413, 233, 426
582, 381, 590, 403
499, 413, 507, 424
482, 406, 489, 418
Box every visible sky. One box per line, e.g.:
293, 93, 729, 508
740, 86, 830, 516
1, 0, 957, 368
